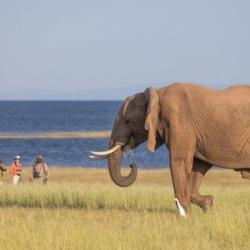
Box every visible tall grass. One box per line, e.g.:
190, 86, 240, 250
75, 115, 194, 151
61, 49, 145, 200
0, 183, 174, 211
0, 168, 250, 250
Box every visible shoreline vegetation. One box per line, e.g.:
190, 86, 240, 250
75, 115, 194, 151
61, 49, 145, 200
1, 168, 250, 249
0, 130, 111, 139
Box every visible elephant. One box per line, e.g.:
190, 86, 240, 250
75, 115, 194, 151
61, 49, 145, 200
90, 83, 250, 216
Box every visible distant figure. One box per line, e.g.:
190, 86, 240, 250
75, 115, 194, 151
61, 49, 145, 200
0, 160, 7, 176
9, 155, 22, 186
30, 155, 49, 183
0, 160, 7, 185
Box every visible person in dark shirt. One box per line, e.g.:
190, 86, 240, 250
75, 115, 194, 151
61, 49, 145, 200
30, 155, 49, 184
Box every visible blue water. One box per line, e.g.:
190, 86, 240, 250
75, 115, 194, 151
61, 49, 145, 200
0, 101, 121, 133
0, 101, 169, 168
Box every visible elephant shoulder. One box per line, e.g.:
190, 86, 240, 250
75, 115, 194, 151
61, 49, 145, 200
159, 83, 194, 116
160, 83, 195, 104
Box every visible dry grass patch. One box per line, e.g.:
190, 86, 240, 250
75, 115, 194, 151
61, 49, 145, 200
0, 168, 250, 250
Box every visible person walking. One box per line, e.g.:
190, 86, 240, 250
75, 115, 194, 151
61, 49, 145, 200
30, 155, 49, 184
0, 160, 7, 176
0, 160, 7, 185
9, 155, 22, 186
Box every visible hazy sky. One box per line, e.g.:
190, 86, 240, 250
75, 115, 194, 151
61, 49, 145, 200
0, 0, 250, 100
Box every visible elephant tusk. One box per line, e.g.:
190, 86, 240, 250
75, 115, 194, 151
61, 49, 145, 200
175, 198, 186, 217
90, 144, 121, 156
89, 155, 108, 160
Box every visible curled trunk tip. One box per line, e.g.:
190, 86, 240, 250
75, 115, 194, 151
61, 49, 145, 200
108, 147, 137, 187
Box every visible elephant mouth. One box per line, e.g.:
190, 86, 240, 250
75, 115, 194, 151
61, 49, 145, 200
90, 136, 138, 187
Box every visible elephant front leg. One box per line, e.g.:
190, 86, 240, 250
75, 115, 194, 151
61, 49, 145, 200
168, 115, 196, 216
170, 155, 193, 216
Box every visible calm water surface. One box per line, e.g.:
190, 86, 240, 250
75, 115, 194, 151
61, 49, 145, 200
0, 101, 169, 167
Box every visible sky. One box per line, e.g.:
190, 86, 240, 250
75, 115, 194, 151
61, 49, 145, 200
0, 0, 250, 100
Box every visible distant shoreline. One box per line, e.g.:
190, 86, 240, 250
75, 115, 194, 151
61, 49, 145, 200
1, 167, 236, 185
0, 131, 111, 139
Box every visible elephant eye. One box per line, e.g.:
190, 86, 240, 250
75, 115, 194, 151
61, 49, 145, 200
124, 120, 130, 125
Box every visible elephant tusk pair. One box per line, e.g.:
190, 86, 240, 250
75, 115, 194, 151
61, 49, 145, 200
89, 144, 122, 159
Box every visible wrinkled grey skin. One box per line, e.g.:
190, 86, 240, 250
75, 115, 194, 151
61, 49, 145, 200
108, 91, 163, 188
108, 83, 250, 214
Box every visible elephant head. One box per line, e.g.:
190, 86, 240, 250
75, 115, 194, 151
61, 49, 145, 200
91, 88, 165, 187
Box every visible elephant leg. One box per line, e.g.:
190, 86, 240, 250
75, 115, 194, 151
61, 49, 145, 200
170, 156, 193, 216
168, 116, 196, 216
189, 158, 213, 212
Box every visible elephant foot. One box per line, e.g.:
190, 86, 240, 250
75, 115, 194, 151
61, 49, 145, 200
234, 169, 250, 180
191, 194, 213, 212
200, 195, 213, 212
241, 170, 250, 180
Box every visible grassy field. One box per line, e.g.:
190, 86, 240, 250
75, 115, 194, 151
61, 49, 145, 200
0, 167, 250, 250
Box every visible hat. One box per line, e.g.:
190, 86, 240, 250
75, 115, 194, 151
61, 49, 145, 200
36, 155, 44, 161
15, 155, 21, 160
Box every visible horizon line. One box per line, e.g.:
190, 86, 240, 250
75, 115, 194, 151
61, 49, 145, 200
0, 99, 124, 102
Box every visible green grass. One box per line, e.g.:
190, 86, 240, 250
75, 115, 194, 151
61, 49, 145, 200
0, 183, 173, 211
0, 168, 250, 250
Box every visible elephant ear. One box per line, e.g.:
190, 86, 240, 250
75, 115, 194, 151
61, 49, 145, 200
144, 88, 160, 152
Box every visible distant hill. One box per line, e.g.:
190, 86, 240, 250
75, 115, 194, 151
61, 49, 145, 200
0, 82, 246, 100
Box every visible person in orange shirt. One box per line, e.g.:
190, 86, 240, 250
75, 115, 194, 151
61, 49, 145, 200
9, 155, 22, 186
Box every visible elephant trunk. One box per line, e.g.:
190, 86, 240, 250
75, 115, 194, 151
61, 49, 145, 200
108, 145, 137, 187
